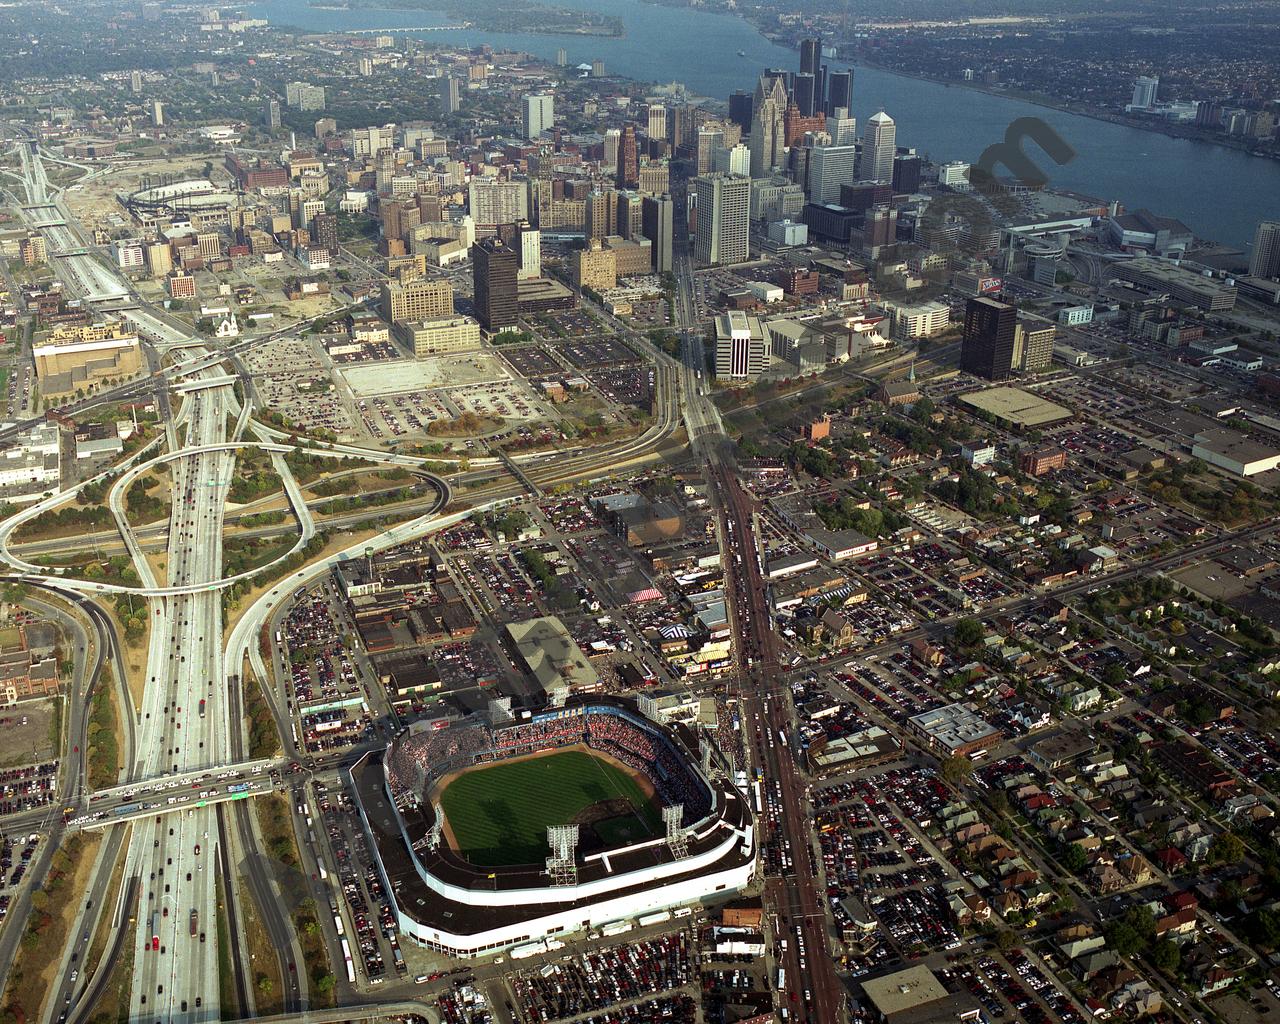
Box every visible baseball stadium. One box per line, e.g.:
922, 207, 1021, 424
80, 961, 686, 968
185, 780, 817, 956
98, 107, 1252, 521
351, 697, 756, 957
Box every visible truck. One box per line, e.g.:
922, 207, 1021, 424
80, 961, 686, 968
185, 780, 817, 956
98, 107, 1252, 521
190, 910, 198, 937
151, 912, 160, 951
198, 699, 206, 718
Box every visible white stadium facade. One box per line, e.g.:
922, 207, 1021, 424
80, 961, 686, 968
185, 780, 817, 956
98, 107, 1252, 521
350, 697, 757, 958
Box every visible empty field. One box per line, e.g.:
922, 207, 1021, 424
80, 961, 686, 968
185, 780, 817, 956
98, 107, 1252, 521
439, 748, 660, 866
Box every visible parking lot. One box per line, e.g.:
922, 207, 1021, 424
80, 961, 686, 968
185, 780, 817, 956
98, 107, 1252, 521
558, 337, 639, 369
245, 337, 355, 437
510, 933, 694, 1023
0, 760, 58, 816
316, 779, 403, 986
283, 590, 375, 754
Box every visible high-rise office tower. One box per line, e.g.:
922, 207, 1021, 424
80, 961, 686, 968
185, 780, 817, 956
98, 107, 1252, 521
892, 154, 923, 194
806, 141, 858, 205
749, 74, 788, 177
669, 104, 688, 149
264, 99, 281, 129
799, 37, 821, 76
616, 124, 639, 189
692, 174, 750, 266
585, 190, 616, 242
647, 104, 667, 142
961, 297, 1017, 381
827, 108, 857, 146
861, 110, 896, 183
827, 69, 853, 116
439, 76, 461, 114
472, 238, 519, 332
150, 100, 165, 127
1131, 76, 1159, 109
793, 72, 817, 118
1249, 220, 1280, 279
312, 212, 338, 253
696, 128, 724, 175
641, 194, 674, 274
517, 222, 541, 280
713, 143, 751, 177
603, 128, 621, 168
468, 180, 527, 227
522, 93, 554, 139
615, 191, 644, 239
728, 91, 753, 134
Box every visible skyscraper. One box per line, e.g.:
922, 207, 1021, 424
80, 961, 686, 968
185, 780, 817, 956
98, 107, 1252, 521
713, 143, 751, 177
641, 194, 674, 274
693, 174, 750, 266
799, 37, 821, 77
130, 70, 143, 94
439, 76, 461, 114
749, 74, 788, 178
806, 141, 857, 205
792, 73, 817, 118
312, 212, 338, 253
892, 154, 922, 194
264, 99, 281, 129
861, 110, 896, 183
585, 190, 616, 242
647, 104, 667, 142
826, 69, 853, 116
1249, 220, 1280, 279
517, 222, 541, 280
728, 91, 753, 134
522, 93, 554, 139
472, 238, 519, 332
696, 128, 724, 175
151, 100, 165, 127
616, 124, 639, 189
1131, 76, 1159, 109
827, 109, 857, 146
556, 48, 567, 66
603, 128, 621, 169
961, 297, 1017, 381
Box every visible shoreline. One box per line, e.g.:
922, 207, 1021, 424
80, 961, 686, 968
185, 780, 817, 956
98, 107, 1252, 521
851, 57, 1280, 166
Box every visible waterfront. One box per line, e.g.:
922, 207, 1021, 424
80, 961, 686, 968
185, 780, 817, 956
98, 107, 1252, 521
255, 0, 1280, 252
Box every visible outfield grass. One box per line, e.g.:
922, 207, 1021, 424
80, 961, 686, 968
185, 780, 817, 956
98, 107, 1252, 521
440, 749, 660, 866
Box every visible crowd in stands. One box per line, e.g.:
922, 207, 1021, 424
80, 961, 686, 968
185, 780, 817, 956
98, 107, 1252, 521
583, 711, 710, 826
387, 722, 494, 797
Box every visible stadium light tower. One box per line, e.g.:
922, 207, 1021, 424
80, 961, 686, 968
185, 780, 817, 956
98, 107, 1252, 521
546, 824, 579, 886
664, 804, 689, 859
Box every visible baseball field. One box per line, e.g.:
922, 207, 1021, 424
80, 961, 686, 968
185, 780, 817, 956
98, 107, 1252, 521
438, 748, 662, 867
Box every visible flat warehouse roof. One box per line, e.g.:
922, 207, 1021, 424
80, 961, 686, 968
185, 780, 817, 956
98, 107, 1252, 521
958, 386, 1072, 427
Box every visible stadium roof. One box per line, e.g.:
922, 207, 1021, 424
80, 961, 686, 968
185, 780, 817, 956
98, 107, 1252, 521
958, 386, 1072, 428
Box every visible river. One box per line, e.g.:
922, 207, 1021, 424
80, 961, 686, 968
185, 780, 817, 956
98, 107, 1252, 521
250, 0, 1280, 253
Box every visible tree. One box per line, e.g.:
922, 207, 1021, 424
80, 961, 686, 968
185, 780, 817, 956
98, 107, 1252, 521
994, 929, 1018, 952
1105, 920, 1143, 958
1060, 843, 1089, 873
941, 755, 974, 786
953, 617, 985, 647
1150, 938, 1181, 972
1210, 830, 1246, 865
